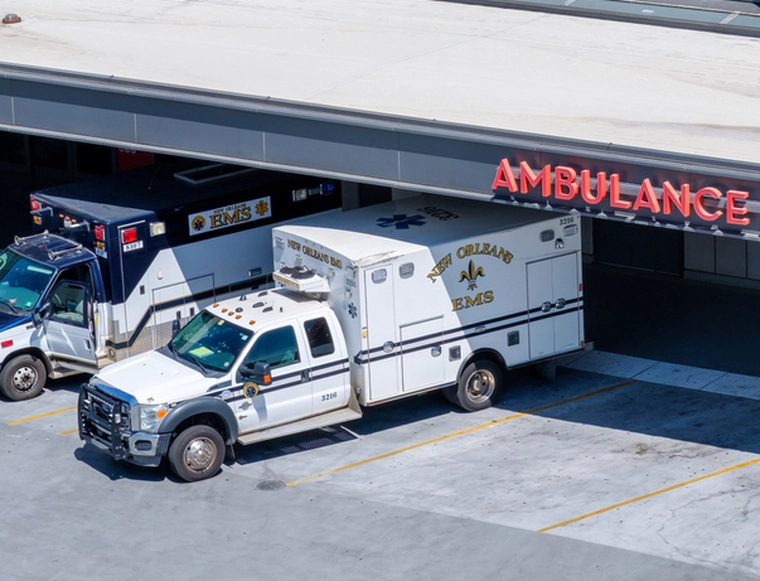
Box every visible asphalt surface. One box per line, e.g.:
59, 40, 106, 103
4, 363, 760, 580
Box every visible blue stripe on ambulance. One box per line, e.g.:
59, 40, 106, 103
354, 298, 583, 364
201, 358, 350, 404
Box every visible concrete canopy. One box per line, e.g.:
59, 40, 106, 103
0, 0, 758, 213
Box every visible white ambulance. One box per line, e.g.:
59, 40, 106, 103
78, 194, 584, 481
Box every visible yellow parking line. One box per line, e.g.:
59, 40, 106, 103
59, 428, 79, 437
7, 406, 77, 426
537, 456, 760, 533
288, 380, 634, 487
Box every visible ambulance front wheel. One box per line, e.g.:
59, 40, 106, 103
448, 360, 503, 412
0, 354, 47, 401
168, 425, 225, 482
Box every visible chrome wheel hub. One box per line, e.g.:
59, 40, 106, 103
466, 370, 495, 403
13, 366, 37, 391
184, 437, 217, 472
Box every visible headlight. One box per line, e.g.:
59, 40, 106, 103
139, 404, 169, 433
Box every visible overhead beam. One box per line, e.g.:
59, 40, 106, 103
1, 62, 760, 237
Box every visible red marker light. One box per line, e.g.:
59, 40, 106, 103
30, 197, 41, 212
94, 224, 105, 242
1, 340, 13, 349
121, 228, 138, 244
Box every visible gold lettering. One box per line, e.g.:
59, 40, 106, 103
428, 253, 452, 283
464, 294, 483, 308
452, 290, 494, 311
499, 248, 513, 264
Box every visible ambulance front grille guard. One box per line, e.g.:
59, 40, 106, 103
78, 384, 132, 460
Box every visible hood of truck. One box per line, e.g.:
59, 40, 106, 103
0, 311, 31, 332
93, 350, 224, 404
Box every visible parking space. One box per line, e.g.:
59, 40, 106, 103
3, 363, 760, 580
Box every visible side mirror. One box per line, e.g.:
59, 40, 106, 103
31, 303, 50, 327
240, 361, 272, 386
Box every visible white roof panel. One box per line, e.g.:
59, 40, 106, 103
275, 194, 553, 262
0, 0, 758, 163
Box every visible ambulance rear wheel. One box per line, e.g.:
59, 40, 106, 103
0, 354, 47, 401
168, 425, 225, 482
449, 360, 502, 412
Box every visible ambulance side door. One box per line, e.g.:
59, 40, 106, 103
301, 315, 351, 416
43, 281, 98, 371
233, 323, 313, 434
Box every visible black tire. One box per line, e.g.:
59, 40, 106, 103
0, 354, 47, 401
449, 360, 503, 412
168, 425, 225, 482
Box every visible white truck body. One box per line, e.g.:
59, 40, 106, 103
78, 194, 584, 481
273, 195, 584, 405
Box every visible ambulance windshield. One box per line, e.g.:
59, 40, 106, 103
166, 310, 252, 374
0, 249, 55, 314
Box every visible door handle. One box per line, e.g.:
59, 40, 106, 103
541, 301, 553, 313
555, 298, 567, 310
301, 370, 312, 382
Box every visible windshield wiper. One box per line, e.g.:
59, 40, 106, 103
185, 352, 213, 374
0, 297, 19, 314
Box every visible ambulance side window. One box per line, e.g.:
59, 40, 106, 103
304, 317, 335, 358
57, 263, 93, 288
49, 283, 86, 326
243, 326, 300, 370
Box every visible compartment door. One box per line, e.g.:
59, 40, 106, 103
364, 266, 399, 401
527, 253, 581, 359
400, 317, 445, 393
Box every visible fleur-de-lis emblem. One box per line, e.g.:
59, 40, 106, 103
459, 260, 485, 290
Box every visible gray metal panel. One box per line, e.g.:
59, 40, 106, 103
0, 78, 11, 124
684, 232, 715, 273
11, 81, 135, 141
399, 134, 505, 195
715, 237, 747, 278
137, 103, 264, 160
262, 117, 399, 179
748, 240, 760, 280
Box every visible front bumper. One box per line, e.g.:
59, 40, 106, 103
78, 383, 170, 467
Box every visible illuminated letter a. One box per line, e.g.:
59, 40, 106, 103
492, 158, 518, 192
